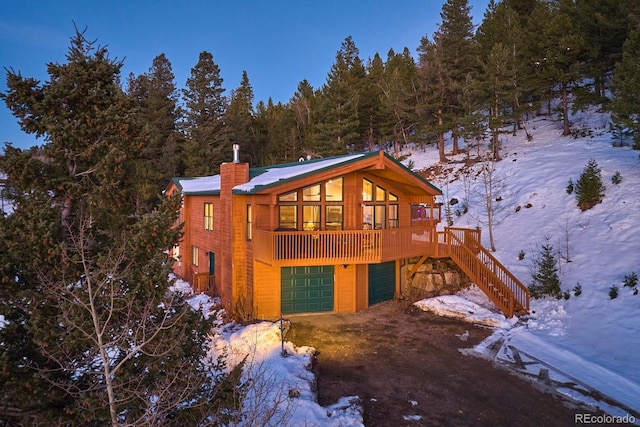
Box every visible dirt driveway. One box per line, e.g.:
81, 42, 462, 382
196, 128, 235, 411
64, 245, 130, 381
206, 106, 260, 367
287, 300, 587, 427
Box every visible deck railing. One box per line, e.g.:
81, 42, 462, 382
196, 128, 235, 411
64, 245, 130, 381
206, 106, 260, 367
253, 226, 437, 265
252, 225, 529, 317
193, 272, 217, 295
439, 228, 529, 316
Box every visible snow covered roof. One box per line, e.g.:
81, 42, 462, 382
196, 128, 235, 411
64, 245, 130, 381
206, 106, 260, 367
169, 151, 440, 196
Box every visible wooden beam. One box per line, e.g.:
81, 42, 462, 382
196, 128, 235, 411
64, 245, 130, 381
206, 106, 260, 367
406, 255, 429, 279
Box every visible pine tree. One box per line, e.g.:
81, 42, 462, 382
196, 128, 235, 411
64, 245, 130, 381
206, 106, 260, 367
574, 0, 633, 107
288, 79, 318, 157
378, 48, 420, 156
362, 53, 386, 152
611, 27, 640, 149
540, 1, 586, 136
0, 28, 240, 425
313, 36, 363, 156
529, 242, 561, 299
127, 53, 183, 209
225, 71, 258, 164
417, 33, 449, 163
575, 159, 605, 211
438, 0, 478, 154
181, 51, 228, 175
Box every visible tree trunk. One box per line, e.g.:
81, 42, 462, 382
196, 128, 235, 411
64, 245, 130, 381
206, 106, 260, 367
437, 112, 447, 163
562, 82, 570, 136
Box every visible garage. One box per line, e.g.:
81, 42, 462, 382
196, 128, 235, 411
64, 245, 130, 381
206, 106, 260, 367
368, 261, 396, 305
281, 266, 334, 314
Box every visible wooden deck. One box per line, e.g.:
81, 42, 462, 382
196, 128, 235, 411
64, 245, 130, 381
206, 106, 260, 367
253, 226, 440, 265
253, 226, 529, 317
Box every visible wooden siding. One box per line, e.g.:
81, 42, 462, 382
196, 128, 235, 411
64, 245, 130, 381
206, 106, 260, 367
253, 260, 280, 319
355, 264, 368, 311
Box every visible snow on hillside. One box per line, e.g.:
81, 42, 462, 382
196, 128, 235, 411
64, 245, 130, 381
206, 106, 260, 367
404, 109, 640, 418
180, 109, 638, 425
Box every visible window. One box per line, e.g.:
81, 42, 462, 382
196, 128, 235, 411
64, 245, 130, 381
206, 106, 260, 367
375, 186, 386, 202
279, 191, 297, 202
412, 204, 432, 222
303, 184, 321, 201
278, 205, 297, 229
204, 202, 213, 231
325, 178, 343, 202
303, 205, 321, 231
277, 177, 344, 231
389, 192, 398, 201
374, 205, 386, 229
389, 204, 399, 228
326, 205, 343, 230
362, 179, 373, 201
246, 204, 252, 241
192, 246, 199, 266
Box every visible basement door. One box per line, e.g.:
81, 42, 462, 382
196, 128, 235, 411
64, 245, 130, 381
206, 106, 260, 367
368, 261, 396, 306
281, 266, 334, 314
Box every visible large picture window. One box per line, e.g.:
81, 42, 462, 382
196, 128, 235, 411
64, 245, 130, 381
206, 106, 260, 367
277, 177, 344, 231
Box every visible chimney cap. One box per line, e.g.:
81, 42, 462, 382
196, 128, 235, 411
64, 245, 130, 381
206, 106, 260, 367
232, 144, 240, 163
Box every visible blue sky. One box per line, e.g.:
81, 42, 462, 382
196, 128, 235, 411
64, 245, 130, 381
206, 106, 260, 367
1, 0, 488, 151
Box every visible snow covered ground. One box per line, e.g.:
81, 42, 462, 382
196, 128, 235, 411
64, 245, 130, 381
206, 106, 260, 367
173, 279, 365, 426
408, 109, 640, 420
177, 109, 639, 425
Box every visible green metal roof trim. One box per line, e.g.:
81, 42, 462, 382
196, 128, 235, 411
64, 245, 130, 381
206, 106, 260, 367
233, 152, 374, 194
167, 151, 441, 196
234, 150, 441, 195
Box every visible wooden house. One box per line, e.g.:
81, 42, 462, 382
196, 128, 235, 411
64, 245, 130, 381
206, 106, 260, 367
165, 147, 529, 319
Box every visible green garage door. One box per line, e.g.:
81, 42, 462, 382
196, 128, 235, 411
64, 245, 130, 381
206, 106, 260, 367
281, 266, 334, 314
368, 261, 396, 305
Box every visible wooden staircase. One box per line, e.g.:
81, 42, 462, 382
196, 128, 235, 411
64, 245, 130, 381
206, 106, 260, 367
440, 228, 529, 318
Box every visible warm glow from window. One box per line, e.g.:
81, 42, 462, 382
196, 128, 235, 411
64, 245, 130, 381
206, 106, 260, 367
303, 184, 321, 201
362, 179, 373, 201
278, 205, 297, 229
204, 202, 213, 231
325, 178, 343, 201
279, 191, 297, 202
326, 205, 343, 230
376, 186, 386, 201
303, 205, 321, 231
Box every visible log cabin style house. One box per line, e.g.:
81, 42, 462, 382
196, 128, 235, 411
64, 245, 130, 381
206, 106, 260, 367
165, 147, 529, 319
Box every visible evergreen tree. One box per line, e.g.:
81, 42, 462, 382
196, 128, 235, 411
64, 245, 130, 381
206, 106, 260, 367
181, 51, 228, 175
611, 26, 640, 149
529, 241, 561, 299
127, 53, 183, 208
418, 34, 447, 163
575, 159, 605, 211
540, 0, 586, 135
438, 0, 478, 154
289, 80, 318, 156
363, 53, 387, 152
0, 28, 240, 425
574, 0, 633, 107
225, 71, 258, 164
313, 36, 363, 156
378, 48, 420, 156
